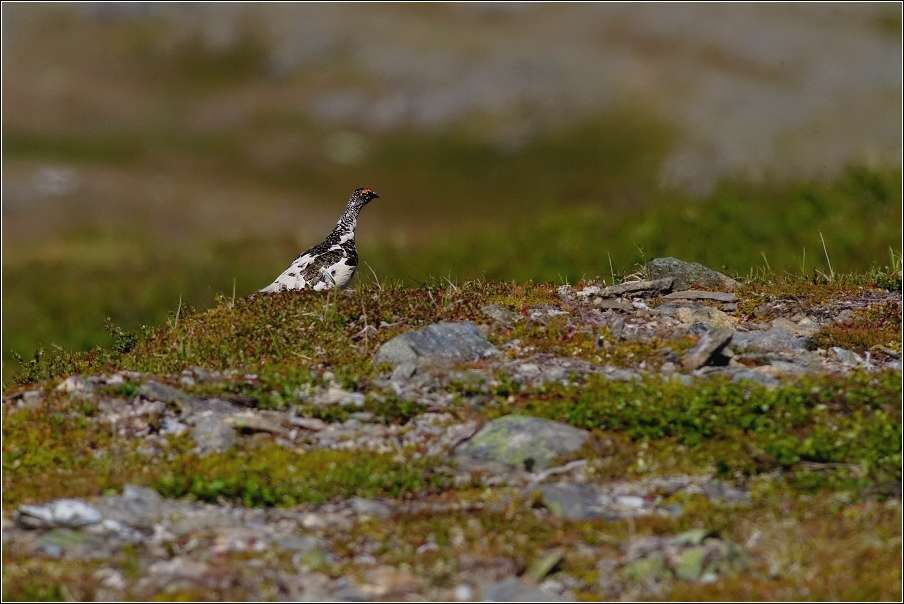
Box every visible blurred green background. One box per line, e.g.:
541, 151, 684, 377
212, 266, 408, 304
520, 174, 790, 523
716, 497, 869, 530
2, 3, 902, 381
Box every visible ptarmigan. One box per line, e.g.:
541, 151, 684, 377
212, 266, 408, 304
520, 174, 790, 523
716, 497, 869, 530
258, 188, 379, 293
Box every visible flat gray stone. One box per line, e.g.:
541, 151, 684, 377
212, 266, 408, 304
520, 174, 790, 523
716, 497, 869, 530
593, 299, 634, 310
17, 499, 102, 529
139, 380, 199, 408
647, 257, 739, 291
538, 483, 602, 520
481, 577, 564, 602
664, 290, 739, 303
348, 498, 393, 518
682, 328, 734, 371
455, 415, 590, 471
373, 321, 497, 368
729, 370, 781, 387
596, 278, 675, 298
732, 327, 815, 352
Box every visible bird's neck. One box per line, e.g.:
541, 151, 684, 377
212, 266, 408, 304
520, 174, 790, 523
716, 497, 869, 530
333, 204, 360, 243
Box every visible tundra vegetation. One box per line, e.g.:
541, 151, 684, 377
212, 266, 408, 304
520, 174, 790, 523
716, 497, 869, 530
2, 5, 902, 599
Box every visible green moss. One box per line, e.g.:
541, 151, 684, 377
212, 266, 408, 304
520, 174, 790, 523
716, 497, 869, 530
494, 371, 902, 485
1, 397, 132, 508
2, 396, 447, 510
151, 444, 449, 507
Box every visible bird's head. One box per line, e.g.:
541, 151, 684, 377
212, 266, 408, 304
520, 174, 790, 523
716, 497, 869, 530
351, 187, 379, 207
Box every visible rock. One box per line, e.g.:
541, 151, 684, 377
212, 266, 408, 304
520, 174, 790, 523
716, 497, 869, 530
732, 327, 815, 352
527, 304, 569, 322
482, 304, 521, 325
501, 354, 609, 386
307, 386, 366, 406
139, 380, 200, 408
589, 278, 675, 298
99, 485, 165, 530
593, 299, 635, 311
348, 498, 392, 518
158, 417, 189, 436
729, 369, 781, 387
538, 483, 602, 520
55, 375, 92, 394
289, 416, 329, 431
373, 321, 497, 368
673, 305, 733, 329
664, 290, 739, 303
391, 361, 417, 381
17, 499, 102, 529
373, 336, 419, 366
834, 309, 857, 324
455, 415, 590, 471
224, 412, 289, 436
647, 257, 739, 291
481, 577, 565, 602
771, 317, 819, 337
681, 328, 734, 371
191, 414, 237, 454
538, 483, 655, 520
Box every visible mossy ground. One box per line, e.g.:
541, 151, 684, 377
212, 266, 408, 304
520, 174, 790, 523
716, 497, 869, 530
3, 274, 901, 600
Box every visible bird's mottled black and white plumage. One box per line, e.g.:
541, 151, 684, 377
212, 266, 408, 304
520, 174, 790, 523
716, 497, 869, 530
259, 188, 379, 293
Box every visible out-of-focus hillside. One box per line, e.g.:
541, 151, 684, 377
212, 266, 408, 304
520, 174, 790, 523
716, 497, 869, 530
1, 3, 901, 376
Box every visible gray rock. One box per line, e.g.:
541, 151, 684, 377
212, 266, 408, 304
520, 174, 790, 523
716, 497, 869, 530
664, 290, 739, 303
456, 415, 590, 471
593, 278, 675, 298
139, 381, 200, 409
348, 498, 393, 518
391, 361, 417, 381
481, 577, 564, 602
732, 327, 815, 352
538, 483, 656, 521
482, 303, 521, 325
647, 257, 739, 291
593, 299, 635, 311
373, 321, 497, 368
830, 347, 862, 365
729, 369, 781, 387
17, 499, 102, 529
681, 328, 734, 371
98, 485, 165, 530
771, 317, 819, 336
538, 483, 602, 520
55, 375, 93, 394
527, 304, 569, 322
191, 414, 237, 454
158, 417, 189, 436
675, 305, 733, 329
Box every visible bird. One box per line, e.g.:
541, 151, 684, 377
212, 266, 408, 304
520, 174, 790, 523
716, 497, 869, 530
258, 187, 379, 293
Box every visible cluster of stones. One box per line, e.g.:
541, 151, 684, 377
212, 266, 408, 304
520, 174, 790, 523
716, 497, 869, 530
3, 257, 900, 600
